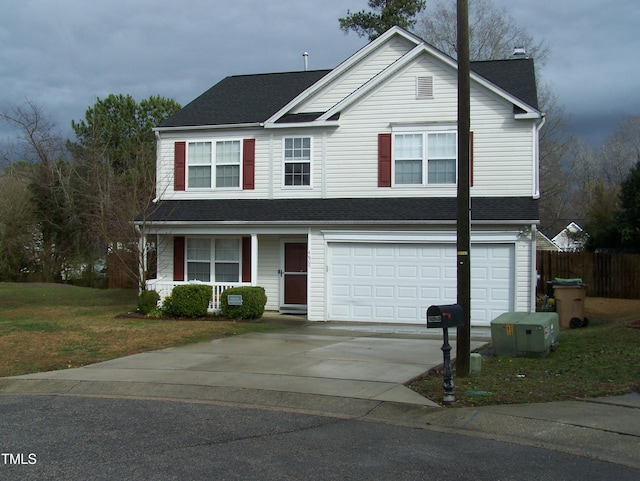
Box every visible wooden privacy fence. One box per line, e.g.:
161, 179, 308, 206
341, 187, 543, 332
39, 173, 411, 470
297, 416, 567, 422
537, 251, 640, 299
107, 252, 138, 289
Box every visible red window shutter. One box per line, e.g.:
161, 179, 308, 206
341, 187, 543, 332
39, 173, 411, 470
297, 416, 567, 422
174, 142, 186, 191
173, 236, 185, 281
243, 139, 255, 190
241, 237, 251, 282
378, 133, 392, 187
469, 131, 474, 187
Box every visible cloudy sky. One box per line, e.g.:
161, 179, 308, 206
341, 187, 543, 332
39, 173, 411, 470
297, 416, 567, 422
1, 0, 638, 148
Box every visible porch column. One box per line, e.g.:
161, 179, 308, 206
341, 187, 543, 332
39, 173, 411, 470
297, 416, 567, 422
251, 234, 258, 286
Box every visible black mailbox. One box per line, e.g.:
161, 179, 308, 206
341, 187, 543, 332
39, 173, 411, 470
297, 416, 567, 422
427, 304, 465, 329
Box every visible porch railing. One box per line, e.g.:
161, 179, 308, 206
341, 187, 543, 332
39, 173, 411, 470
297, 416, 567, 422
146, 279, 250, 313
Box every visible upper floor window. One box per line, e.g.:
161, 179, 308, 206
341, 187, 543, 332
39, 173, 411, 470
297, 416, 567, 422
427, 132, 456, 184
394, 134, 423, 184
187, 140, 241, 189
283, 137, 311, 186
393, 131, 456, 185
188, 142, 212, 188
215, 141, 241, 188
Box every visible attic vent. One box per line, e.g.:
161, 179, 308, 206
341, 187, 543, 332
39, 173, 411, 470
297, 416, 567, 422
416, 76, 433, 99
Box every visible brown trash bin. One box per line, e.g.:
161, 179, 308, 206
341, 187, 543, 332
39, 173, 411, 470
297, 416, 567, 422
553, 285, 587, 328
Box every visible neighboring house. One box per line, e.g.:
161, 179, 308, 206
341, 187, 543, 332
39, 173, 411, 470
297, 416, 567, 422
137, 27, 543, 326
536, 230, 560, 251
552, 222, 588, 252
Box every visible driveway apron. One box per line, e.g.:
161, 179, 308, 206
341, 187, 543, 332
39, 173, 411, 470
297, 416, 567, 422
0, 321, 488, 414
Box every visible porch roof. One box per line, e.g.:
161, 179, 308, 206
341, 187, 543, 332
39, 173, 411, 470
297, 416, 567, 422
138, 197, 538, 225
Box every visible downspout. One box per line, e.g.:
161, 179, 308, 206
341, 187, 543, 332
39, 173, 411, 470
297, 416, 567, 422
533, 114, 546, 199
532, 113, 545, 309
153, 130, 161, 203
530, 223, 538, 312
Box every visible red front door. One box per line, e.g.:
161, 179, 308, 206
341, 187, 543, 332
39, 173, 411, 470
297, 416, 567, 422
283, 243, 307, 306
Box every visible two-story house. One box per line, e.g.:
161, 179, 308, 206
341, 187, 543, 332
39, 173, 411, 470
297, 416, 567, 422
138, 27, 543, 326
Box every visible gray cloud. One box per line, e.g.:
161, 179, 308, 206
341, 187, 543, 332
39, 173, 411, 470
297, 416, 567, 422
494, 0, 640, 144
1, 0, 638, 147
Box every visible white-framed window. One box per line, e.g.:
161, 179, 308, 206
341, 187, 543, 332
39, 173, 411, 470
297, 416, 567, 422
393, 130, 457, 185
214, 239, 240, 282
186, 238, 240, 282
187, 140, 241, 189
394, 133, 423, 184
187, 142, 212, 188
215, 140, 241, 188
283, 136, 311, 187
186, 238, 211, 281
427, 132, 457, 184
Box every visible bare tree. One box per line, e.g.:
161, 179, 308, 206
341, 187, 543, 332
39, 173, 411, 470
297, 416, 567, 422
417, 0, 549, 64
0, 163, 40, 280
68, 94, 180, 289
0, 101, 81, 281
567, 115, 640, 248
600, 115, 640, 186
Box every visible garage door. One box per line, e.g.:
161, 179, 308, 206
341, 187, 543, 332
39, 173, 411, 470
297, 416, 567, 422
328, 243, 514, 325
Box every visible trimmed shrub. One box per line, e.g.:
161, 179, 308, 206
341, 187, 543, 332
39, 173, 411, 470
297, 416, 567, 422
162, 284, 213, 318
220, 286, 267, 320
138, 289, 160, 315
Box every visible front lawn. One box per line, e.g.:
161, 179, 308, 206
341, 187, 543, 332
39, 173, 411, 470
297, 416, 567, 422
408, 297, 640, 406
0, 283, 285, 377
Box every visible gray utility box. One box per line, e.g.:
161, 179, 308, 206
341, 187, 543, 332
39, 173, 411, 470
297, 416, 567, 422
491, 312, 560, 357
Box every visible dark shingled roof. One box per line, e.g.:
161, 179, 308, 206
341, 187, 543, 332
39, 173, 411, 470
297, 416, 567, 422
159, 70, 331, 128
471, 58, 539, 110
158, 58, 539, 129
140, 197, 538, 224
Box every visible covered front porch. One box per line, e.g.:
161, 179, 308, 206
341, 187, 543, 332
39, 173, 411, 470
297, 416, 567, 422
141, 230, 309, 315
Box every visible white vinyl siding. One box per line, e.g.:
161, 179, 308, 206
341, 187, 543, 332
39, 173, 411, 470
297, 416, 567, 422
320, 56, 536, 198
256, 235, 281, 311
296, 35, 415, 114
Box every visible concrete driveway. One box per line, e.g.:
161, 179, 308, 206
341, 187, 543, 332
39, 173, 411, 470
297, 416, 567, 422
0, 319, 488, 414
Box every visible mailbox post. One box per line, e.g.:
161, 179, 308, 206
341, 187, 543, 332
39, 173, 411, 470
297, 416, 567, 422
427, 304, 465, 404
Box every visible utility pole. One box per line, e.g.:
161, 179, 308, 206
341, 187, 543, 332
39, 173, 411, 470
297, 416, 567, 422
456, 0, 471, 377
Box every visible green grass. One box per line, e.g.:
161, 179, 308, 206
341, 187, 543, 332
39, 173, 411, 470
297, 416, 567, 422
0, 283, 286, 377
408, 298, 640, 406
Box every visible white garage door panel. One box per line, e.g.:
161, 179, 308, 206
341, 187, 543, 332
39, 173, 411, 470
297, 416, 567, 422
328, 242, 514, 325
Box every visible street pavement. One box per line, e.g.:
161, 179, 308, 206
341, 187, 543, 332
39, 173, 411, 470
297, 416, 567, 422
2, 394, 638, 480
1, 316, 639, 472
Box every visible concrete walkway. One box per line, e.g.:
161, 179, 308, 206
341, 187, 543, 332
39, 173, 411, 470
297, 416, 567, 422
1, 317, 639, 468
